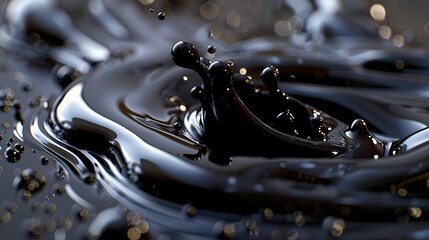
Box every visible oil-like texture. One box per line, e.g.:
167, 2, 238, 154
1, 0, 429, 239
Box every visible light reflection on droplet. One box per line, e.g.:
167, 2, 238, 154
209, 28, 222, 39
0, 211, 11, 223
227, 11, 241, 28
392, 35, 405, 48
294, 211, 305, 226
139, 0, 154, 5
379, 25, 392, 39
239, 68, 247, 75
135, 220, 150, 234
179, 105, 187, 112
331, 218, 345, 237
224, 223, 236, 239
398, 188, 407, 197
127, 227, 141, 240
287, 229, 299, 240
370, 4, 386, 21
200, 2, 219, 20
169, 96, 177, 102
395, 60, 405, 70
274, 20, 292, 37
264, 208, 273, 221
408, 207, 422, 218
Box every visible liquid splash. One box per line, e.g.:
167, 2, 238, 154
1, 0, 429, 239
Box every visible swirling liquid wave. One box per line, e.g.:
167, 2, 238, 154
2, 0, 429, 239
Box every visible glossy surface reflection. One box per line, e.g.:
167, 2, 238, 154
1, 0, 429, 239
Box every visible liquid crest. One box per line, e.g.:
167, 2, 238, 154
1, 0, 429, 239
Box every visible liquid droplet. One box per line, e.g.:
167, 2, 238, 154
207, 45, 216, 54
5, 147, 21, 163
14, 143, 24, 153
157, 12, 166, 20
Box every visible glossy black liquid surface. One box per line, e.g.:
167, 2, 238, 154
2, 0, 429, 239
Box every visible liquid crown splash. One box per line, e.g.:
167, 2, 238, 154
172, 41, 385, 160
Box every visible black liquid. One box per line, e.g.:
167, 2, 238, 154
2, 0, 429, 239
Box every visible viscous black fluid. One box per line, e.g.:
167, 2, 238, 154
1, 0, 429, 239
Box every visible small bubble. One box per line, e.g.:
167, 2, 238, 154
157, 12, 166, 20
207, 45, 216, 54
3, 122, 10, 129
149, 8, 155, 13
